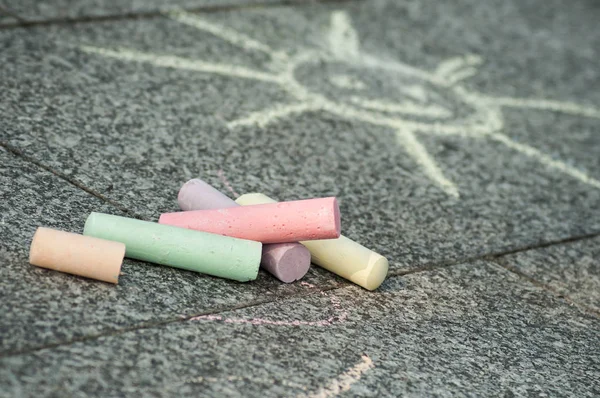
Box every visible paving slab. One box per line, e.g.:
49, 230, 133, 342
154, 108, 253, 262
0, 146, 342, 355
0, 15, 17, 26
1, 262, 598, 397
0, 3, 19, 25
1, 0, 600, 275
0, 0, 290, 23
497, 236, 600, 314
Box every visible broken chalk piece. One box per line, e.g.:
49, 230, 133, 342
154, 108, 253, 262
235, 193, 389, 291
83, 212, 261, 282
29, 227, 125, 284
177, 178, 311, 283
160, 197, 341, 244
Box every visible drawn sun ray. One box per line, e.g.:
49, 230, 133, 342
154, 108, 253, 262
227, 102, 322, 128
396, 127, 460, 197
487, 132, 600, 189
435, 55, 483, 84
80, 45, 279, 82
80, 9, 600, 196
328, 10, 360, 59
348, 97, 453, 118
479, 96, 600, 119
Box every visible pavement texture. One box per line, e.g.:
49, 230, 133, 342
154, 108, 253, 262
0, 0, 292, 24
1, 0, 599, 396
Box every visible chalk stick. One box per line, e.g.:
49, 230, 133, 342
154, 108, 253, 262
160, 197, 340, 244
259, 243, 311, 283
235, 193, 389, 290
83, 212, 261, 282
29, 227, 125, 284
177, 179, 311, 283
179, 178, 238, 211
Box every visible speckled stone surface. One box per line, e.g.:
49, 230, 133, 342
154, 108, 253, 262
0, 2, 19, 24
0, 147, 341, 355
497, 236, 600, 314
1, 262, 598, 397
2, 1, 600, 396
1, 0, 599, 275
0, 0, 290, 22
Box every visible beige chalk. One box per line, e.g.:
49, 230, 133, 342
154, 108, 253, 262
29, 227, 125, 284
235, 193, 389, 290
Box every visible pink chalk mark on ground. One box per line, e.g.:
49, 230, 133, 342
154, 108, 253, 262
189, 292, 348, 327
217, 169, 240, 198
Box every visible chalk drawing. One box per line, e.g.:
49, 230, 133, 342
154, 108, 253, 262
329, 74, 367, 90
183, 354, 373, 397
328, 11, 360, 59
348, 96, 452, 118
79, 45, 278, 83
434, 55, 483, 84
217, 169, 240, 197
80, 9, 600, 196
189, 291, 348, 327
227, 102, 320, 129
300, 355, 374, 398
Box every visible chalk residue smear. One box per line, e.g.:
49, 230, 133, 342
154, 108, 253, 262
302, 355, 374, 398
217, 169, 240, 198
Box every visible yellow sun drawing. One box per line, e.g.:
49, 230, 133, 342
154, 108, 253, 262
81, 9, 600, 198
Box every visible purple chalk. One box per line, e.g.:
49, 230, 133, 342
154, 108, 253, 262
178, 179, 238, 211
177, 179, 311, 283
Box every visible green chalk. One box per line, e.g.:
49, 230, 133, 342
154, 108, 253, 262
83, 212, 261, 282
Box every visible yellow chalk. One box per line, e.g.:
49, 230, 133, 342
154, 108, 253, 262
235, 193, 388, 290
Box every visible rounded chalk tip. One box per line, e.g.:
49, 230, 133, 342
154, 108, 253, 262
82, 212, 100, 235
277, 245, 312, 283
178, 178, 203, 211
365, 254, 389, 291
28, 227, 43, 265
235, 193, 273, 205
261, 243, 311, 283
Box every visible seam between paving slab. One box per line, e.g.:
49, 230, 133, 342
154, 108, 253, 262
3, 141, 600, 357
0, 0, 364, 29
0, 141, 145, 220
489, 259, 600, 319
5, 136, 599, 266
3, 243, 600, 359
0, 284, 342, 358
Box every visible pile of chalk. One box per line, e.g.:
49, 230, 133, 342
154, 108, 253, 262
29, 179, 388, 290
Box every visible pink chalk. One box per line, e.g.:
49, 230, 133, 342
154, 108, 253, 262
176, 179, 311, 282
161, 196, 340, 244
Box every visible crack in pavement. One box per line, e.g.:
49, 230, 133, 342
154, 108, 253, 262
3, 142, 600, 358
0, 0, 364, 30
1, 141, 145, 220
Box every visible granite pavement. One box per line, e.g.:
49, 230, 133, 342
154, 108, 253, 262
498, 236, 600, 315
1, 0, 599, 396
1, 0, 599, 274
1, 262, 599, 397
0, 0, 300, 24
